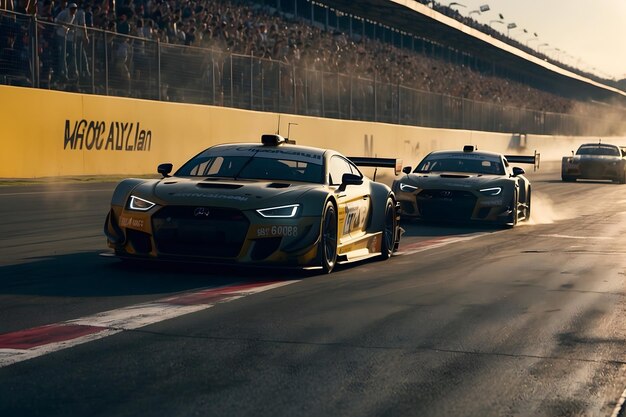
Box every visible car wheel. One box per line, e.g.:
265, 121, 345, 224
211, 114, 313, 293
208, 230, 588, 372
319, 201, 338, 273
620, 171, 626, 184
379, 198, 396, 260
561, 175, 575, 182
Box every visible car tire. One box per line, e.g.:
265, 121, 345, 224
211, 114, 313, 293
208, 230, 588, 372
319, 201, 338, 274
561, 175, 575, 182
379, 198, 396, 260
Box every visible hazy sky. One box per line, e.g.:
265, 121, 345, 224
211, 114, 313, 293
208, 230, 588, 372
445, 0, 626, 80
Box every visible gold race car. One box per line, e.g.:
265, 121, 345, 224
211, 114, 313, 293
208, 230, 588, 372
104, 134, 402, 273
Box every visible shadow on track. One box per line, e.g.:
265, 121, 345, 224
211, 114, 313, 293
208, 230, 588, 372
400, 219, 505, 238
0, 251, 309, 298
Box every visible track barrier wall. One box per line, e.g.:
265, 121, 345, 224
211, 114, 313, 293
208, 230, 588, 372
1, 86, 624, 180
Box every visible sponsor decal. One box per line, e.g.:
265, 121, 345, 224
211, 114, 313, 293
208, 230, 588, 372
255, 225, 298, 237
63, 120, 152, 151
342, 203, 368, 235
119, 216, 145, 230
480, 199, 504, 207
232, 147, 323, 165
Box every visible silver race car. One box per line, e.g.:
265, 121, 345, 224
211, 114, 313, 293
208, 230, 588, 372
562, 142, 626, 183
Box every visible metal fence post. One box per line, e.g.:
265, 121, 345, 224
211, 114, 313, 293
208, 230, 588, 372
304, 68, 308, 115
373, 75, 377, 122
397, 82, 401, 124
349, 74, 353, 120
337, 74, 340, 119
90, 28, 95, 94
211, 53, 215, 105
32, 15, 39, 88
321, 71, 325, 117
248, 54, 254, 110
230, 54, 234, 107
155, 40, 161, 100
292, 64, 296, 114
277, 62, 281, 113
261, 64, 264, 111
104, 31, 109, 95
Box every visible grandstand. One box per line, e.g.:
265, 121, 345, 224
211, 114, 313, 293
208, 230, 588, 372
1, 0, 625, 136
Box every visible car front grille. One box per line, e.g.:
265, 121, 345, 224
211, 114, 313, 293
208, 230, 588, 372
152, 206, 249, 258
579, 161, 611, 178
416, 189, 477, 220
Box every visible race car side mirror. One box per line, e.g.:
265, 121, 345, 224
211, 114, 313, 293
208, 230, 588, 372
512, 167, 525, 177
402, 166, 412, 175
338, 173, 363, 191
158, 163, 173, 178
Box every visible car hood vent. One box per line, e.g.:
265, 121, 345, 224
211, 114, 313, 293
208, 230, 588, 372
196, 182, 243, 189
439, 173, 470, 178
267, 183, 291, 188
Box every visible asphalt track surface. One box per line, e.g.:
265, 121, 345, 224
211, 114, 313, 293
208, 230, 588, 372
2, 166, 626, 417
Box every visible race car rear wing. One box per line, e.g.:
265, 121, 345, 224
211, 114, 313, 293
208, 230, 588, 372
347, 157, 403, 180
504, 150, 540, 171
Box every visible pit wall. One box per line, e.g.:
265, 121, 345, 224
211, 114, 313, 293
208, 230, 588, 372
1, 85, 624, 179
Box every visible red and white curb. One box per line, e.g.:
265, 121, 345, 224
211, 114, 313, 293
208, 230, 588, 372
0, 234, 492, 368
0, 281, 294, 368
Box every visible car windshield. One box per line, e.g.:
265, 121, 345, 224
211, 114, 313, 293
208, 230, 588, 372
416, 156, 505, 175
176, 153, 324, 183
576, 145, 620, 156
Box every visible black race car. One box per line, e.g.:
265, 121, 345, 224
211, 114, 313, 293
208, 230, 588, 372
393, 146, 538, 226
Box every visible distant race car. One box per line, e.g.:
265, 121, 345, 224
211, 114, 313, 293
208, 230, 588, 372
392, 146, 538, 227
561, 142, 626, 183
104, 134, 402, 273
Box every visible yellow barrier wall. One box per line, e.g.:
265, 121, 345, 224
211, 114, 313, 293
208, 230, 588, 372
1, 85, 624, 178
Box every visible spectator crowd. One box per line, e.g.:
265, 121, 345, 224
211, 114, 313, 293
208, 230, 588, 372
1, 0, 577, 113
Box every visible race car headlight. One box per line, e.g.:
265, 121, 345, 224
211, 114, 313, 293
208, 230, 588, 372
256, 204, 300, 218
128, 195, 156, 211
399, 182, 418, 192
479, 187, 502, 196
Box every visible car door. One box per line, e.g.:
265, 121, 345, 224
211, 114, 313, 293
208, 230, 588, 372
328, 155, 371, 244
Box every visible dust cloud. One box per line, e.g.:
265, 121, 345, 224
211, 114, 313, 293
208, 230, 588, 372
569, 100, 626, 137
525, 191, 574, 225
